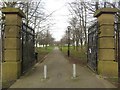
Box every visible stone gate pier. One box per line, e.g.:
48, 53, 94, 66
1, 7, 25, 88
94, 8, 118, 78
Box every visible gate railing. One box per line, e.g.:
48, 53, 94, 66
21, 23, 35, 74
87, 22, 120, 74
87, 22, 98, 72
114, 22, 120, 82
1, 17, 5, 63
114, 22, 120, 62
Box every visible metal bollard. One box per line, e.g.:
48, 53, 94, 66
73, 64, 76, 78
44, 65, 47, 79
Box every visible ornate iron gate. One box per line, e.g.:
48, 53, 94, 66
87, 22, 98, 72
118, 23, 120, 83
21, 23, 35, 74
114, 23, 120, 62
88, 21, 120, 76
118, 24, 120, 83
1, 15, 5, 63
115, 22, 120, 82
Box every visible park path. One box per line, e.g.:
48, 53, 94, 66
10, 47, 116, 88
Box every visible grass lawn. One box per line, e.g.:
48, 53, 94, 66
36, 46, 54, 62
60, 46, 87, 66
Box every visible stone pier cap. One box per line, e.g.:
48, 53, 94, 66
94, 8, 119, 17
1, 7, 25, 18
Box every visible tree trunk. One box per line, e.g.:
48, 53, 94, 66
76, 39, 79, 51
73, 34, 75, 50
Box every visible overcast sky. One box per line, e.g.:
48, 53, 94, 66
44, 0, 73, 41
43, 0, 111, 41
0, 0, 72, 40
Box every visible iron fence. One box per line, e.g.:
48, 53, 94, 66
1, 17, 5, 63
114, 23, 120, 62
118, 28, 120, 83
21, 23, 35, 74
115, 22, 120, 82
87, 22, 98, 72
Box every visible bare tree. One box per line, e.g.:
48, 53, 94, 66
68, 0, 88, 50
67, 0, 120, 51
37, 29, 54, 48
0, 0, 55, 48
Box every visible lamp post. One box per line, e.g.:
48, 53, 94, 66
67, 26, 71, 57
